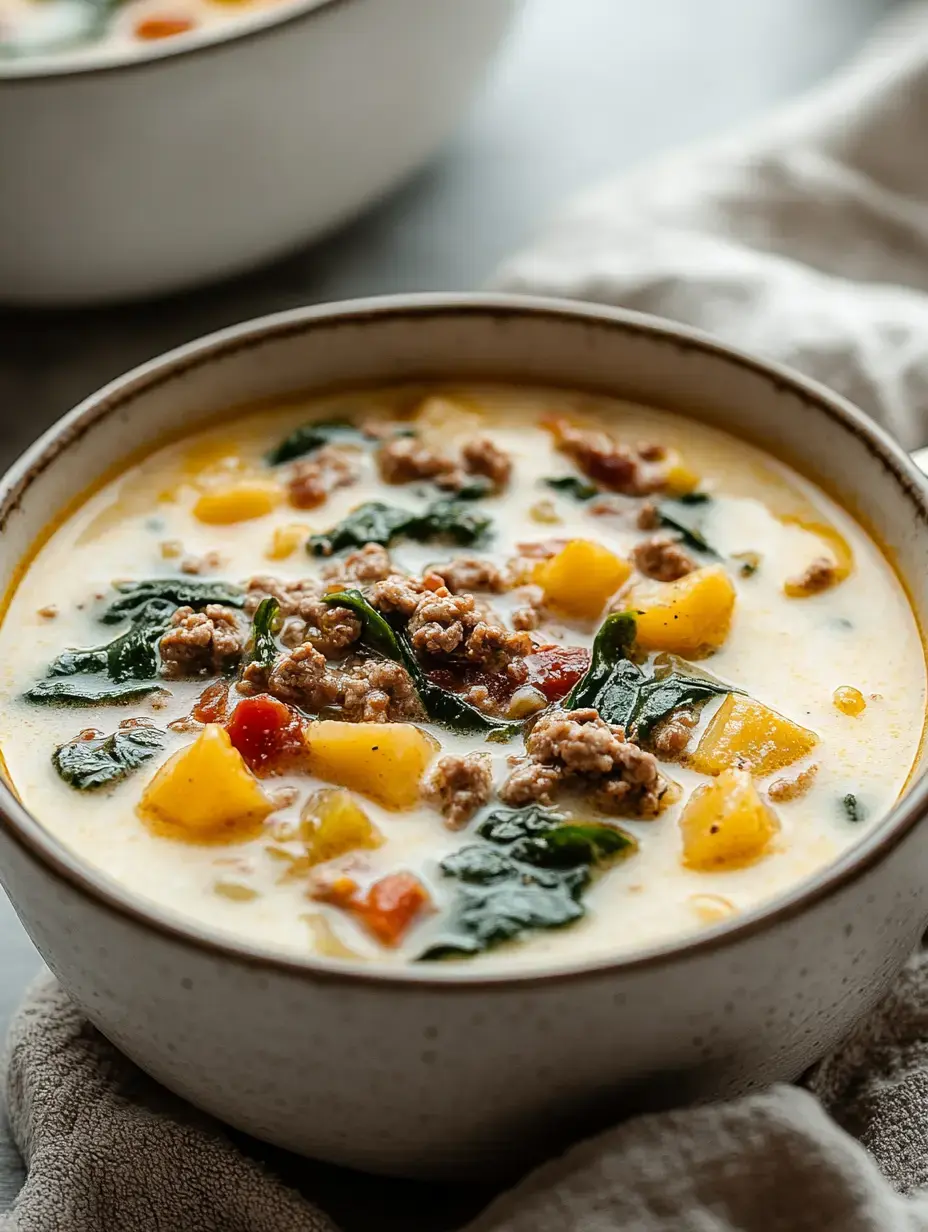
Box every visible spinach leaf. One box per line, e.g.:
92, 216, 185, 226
308, 498, 491, 556
53, 725, 166, 790
420, 805, 635, 959
48, 598, 176, 684
324, 589, 519, 738
245, 597, 281, 670
544, 476, 599, 501
25, 680, 166, 706
565, 612, 640, 718
564, 614, 739, 738
265, 419, 371, 466
102, 580, 244, 625
656, 493, 719, 557
841, 793, 866, 823
453, 478, 494, 501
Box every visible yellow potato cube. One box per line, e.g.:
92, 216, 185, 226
662, 451, 700, 495
266, 522, 310, 560
533, 539, 632, 619
680, 768, 780, 871
140, 725, 275, 836
688, 694, 818, 776
628, 565, 736, 655
414, 395, 484, 447
300, 788, 384, 865
194, 480, 282, 525
304, 721, 439, 810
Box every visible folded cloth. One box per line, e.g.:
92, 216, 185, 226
10, 5, 928, 1229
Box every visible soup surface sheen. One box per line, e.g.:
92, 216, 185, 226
0, 384, 923, 970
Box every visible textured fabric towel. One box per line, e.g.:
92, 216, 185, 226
10, 3, 928, 1229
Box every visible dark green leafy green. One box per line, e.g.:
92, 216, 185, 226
308, 498, 491, 556
841, 793, 866, 823
656, 493, 719, 557
452, 478, 494, 501
544, 476, 599, 501
102, 579, 244, 625
324, 590, 519, 739
245, 597, 281, 670
265, 419, 372, 466
24, 680, 166, 705
420, 805, 635, 959
48, 598, 176, 684
565, 614, 739, 738
53, 725, 166, 790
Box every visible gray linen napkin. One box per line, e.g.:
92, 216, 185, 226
10, 3, 928, 1228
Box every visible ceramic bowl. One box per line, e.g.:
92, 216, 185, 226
0, 0, 519, 306
0, 295, 926, 1179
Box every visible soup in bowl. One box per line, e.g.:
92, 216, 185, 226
0, 296, 925, 1177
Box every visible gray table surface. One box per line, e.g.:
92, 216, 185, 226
0, 0, 890, 1218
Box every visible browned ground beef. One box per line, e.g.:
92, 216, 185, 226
244, 576, 361, 657
650, 709, 697, 759
499, 707, 668, 817
179, 550, 223, 576
377, 437, 457, 485
632, 534, 696, 582
249, 642, 424, 723
321, 543, 393, 585
553, 422, 670, 497
460, 436, 512, 489
423, 752, 493, 828
367, 576, 426, 618
786, 556, 838, 594
406, 588, 532, 670
159, 605, 244, 679
287, 446, 358, 510
426, 555, 509, 594
511, 604, 541, 631
377, 433, 513, 493
636, 502, 661, 530
767, 763, 819, 802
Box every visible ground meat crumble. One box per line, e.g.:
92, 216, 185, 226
548, 418, 672, 497
631, 534, 696, 582
376, 433, 512, 492
287, 446, 358, 510
244, 576, 361, 657
426, 555, 509, 594
499, 707, 669, 817
423, 753, 493, 828
159, 604, 244, 679
786, 556, 838, 595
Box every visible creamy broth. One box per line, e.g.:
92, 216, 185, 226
0, 0, 287, 60
0, 384, 923, 970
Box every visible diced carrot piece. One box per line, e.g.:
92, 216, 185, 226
135, 15, 195, 39
352, 873, 431, 947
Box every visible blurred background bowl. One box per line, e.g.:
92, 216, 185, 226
0, 0, 520, 307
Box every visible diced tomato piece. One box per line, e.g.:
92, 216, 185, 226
352, 873, 431, 947
135, 15, 195, 39
192, 680, 229, 725
524, 645, 590, 702
427, 663, 525, 706
226, 694, 305, 773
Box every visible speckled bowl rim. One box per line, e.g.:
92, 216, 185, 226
1, 292, 926, 990
0, 0, 348, 81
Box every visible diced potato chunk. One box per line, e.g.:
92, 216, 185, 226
194, 479, 282, 525
688, 694, 818, 776
662, 451, 700, 495
680, 768, 780, 870
266, 522, 309, 560
304, 721, 439, 810
300, 788, 383, 865
415, 396, 484, 447
140, 725, 274, 836
628, 565, 736, 655
533, 539, 632, 619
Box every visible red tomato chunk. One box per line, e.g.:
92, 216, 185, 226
192, 680, 229, 725
524, 645, 590, 702
226, 694, 305, 773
